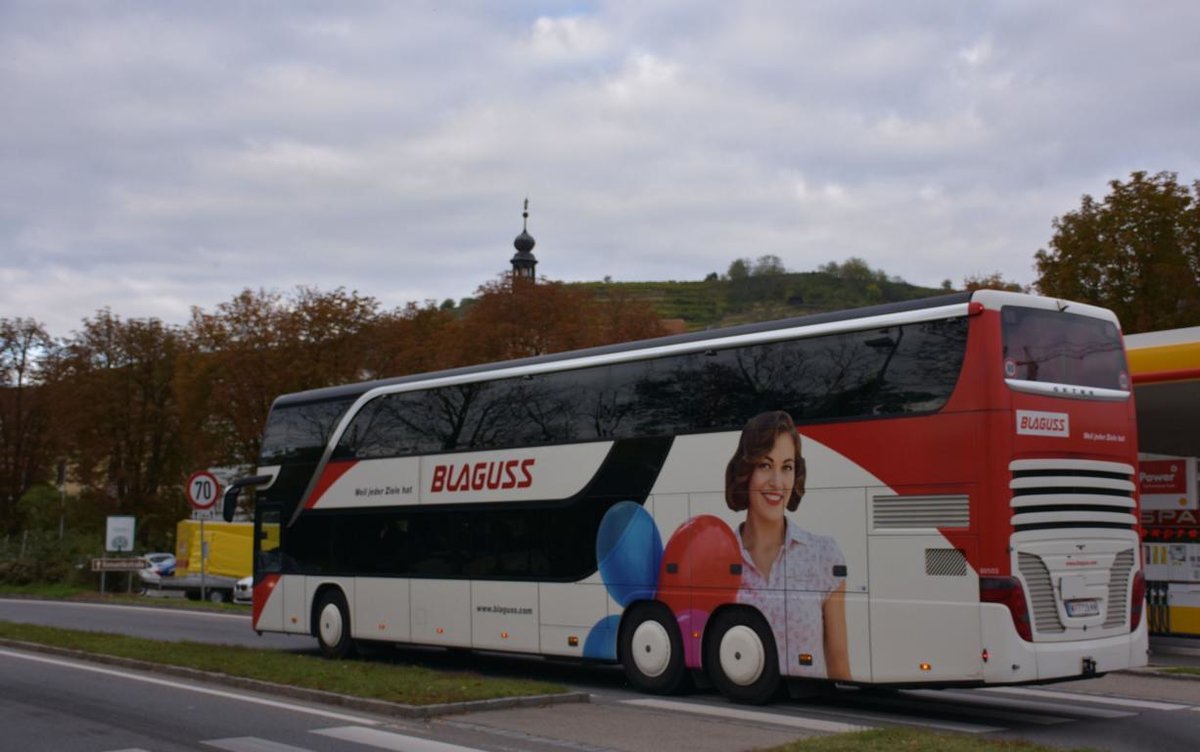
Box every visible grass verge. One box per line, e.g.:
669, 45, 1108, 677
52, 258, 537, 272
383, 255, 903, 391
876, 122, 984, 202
1162, 666, 1200, 677
0, 583, 93, 599
757, 728, 1100, 752
0, 620, 565, 706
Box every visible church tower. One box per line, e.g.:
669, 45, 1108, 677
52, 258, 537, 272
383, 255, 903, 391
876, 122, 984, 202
511, 198, 537, 281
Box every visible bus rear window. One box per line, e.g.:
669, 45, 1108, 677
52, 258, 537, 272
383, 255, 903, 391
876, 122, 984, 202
1001, 306, 1128, 390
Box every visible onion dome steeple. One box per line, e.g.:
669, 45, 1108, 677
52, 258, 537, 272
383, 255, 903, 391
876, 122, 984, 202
511, 198, 537, 281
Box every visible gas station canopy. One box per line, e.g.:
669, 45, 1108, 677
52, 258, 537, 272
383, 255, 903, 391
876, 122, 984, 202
1126, 326, 1200, 458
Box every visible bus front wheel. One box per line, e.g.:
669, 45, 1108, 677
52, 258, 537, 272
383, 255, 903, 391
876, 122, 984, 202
618, 602, 687, 694
315, 590, 355, 659
705, 608, 780, 704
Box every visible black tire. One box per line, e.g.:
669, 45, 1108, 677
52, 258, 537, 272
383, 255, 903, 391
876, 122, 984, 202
704, 608, 780, 704
208, 590, 227, 604
618, 602, 688, 694
315, 589, 355, 659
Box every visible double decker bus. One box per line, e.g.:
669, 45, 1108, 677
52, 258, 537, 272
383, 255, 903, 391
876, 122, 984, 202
225, 289, 1147, 703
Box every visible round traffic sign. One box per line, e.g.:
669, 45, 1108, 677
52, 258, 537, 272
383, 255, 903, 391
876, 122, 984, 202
186, 471, 222, 510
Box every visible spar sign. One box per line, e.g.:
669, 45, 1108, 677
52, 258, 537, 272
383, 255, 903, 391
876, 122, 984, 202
186, 470, 222, 511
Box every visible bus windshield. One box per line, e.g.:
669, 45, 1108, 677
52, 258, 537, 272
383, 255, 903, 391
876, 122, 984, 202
259, 398, 353, 463
1001, 306, 1128, 390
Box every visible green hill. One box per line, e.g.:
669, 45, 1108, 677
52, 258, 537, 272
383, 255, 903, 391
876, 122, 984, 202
577, 270, 947, 330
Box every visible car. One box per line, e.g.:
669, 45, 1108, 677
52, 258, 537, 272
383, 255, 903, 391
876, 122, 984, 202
233, 575, 253, 605
143, 552, 176, 577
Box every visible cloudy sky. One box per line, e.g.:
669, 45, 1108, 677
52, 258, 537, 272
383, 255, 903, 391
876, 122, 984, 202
3, 1, 1199, 338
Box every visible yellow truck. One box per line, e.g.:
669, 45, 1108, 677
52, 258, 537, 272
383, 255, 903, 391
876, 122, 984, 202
143, 519, 254, 602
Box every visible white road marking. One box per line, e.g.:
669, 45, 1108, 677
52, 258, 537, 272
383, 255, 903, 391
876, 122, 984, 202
790, 701, 1009, 734
910, 688, 1134, 722
204, 739, 316, 752
977, 685, 1191, 711
0, 648, 378, 725
622, 697, 867, 734
313, 726, 489, 752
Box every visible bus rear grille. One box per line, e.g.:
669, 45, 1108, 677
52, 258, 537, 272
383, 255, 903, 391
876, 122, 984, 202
1103, 549, 1134, 629
1018, 552, 1064, 634
1009, 459, 1136, 532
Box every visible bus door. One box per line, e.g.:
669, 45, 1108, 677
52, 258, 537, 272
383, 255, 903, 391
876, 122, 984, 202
253, 504, 285, 632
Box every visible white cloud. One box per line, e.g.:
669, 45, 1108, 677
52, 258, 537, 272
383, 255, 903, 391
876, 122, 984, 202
604, 52, 682, 102
529, 15, 610, 60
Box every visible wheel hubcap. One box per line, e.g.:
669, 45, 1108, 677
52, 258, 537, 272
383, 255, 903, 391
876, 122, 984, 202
320, 603, 343, 647
719, 625, 765, 686
631, 619, 671, 678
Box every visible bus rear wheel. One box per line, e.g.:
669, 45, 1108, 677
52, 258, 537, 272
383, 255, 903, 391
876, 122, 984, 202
315, 590, 355, 659
619, 602, 687, 694
705, 608, 780, 704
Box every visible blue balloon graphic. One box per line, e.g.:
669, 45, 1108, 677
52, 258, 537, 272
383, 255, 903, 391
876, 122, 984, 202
596, 501, 662, 607
582, 614, 621, 660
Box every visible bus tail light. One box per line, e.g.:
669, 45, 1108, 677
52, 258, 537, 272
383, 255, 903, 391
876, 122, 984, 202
1130, 570, 1145, 631
981, 576, 1032, 642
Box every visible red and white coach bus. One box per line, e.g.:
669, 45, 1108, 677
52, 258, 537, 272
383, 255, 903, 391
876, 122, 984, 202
224, 289, 1147, 703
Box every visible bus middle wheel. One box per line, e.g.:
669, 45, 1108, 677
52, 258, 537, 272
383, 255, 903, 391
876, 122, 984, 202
705, 608, 780, 704
618, 602, 687, 694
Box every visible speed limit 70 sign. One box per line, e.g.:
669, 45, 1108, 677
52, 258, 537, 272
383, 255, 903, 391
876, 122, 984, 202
186, 471, 222, 511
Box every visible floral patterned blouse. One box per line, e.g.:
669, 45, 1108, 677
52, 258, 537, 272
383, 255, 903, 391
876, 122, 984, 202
736, 517, 846, 678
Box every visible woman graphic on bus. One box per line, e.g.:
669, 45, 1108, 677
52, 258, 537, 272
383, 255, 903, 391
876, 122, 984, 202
724, 410, 850, 680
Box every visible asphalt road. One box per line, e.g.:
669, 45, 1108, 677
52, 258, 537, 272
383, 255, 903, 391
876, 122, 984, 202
0, 644, 526, 752
3, 597, 1200, 752
0, 597, 308, 651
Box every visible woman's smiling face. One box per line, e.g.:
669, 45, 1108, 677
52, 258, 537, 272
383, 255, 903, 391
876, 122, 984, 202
747, 431, 796, 524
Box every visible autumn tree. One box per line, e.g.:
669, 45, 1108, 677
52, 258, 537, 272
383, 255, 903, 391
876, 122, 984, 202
460, 276, 668, 363
1035, 171, 1200, 333
180, 287, 382, 467
0, 318, 54, 532
52, 311, 186, 541
357, 302, 461, 380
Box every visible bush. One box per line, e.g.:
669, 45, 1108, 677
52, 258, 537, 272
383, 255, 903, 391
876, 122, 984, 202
0, 529, 101, 587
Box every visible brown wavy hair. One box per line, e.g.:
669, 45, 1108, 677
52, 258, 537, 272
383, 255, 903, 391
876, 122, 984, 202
724, 410, 805, 512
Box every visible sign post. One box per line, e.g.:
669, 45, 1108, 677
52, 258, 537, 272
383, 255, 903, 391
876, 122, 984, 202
186, 471, 222, 602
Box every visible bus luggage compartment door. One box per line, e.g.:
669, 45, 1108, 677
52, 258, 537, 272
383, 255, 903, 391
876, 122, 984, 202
868, 492, 979, 683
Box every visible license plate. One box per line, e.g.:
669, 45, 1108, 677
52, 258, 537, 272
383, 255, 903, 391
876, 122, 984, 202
1065, 599, 1100, 618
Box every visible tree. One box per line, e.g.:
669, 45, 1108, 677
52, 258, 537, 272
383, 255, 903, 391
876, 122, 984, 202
358, 302, 460, 380
0, 318, 54, 532
52, 310, 186, 542
181, 287, 382, 467
751, 255, 786, 276
819, 257, 887, 286
726, 258, 751, 280
460, 276, 667, 362
1035, 171, 1200, 333
963, 273, 1026, 293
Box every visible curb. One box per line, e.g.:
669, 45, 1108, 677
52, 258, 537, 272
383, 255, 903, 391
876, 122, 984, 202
1118, 666, 1200, 683
0, 637, 590, 719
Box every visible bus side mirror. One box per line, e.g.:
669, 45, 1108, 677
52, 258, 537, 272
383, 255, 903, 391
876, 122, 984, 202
222, 486, 240, 523
222, 475, 274, 523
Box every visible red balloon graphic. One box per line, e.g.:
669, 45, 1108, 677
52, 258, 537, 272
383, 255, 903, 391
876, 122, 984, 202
657, 515, 742, 618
